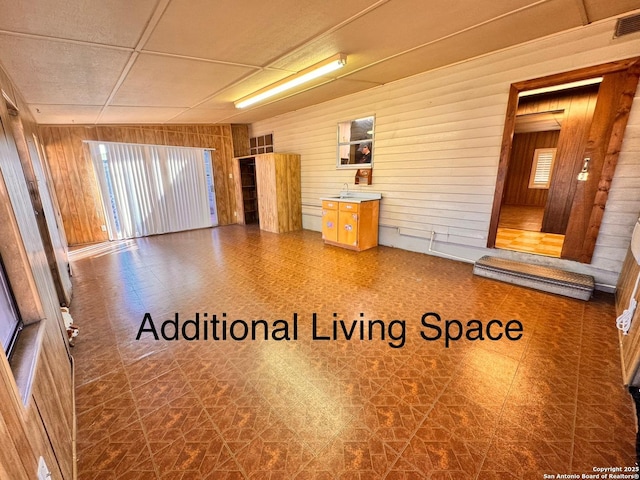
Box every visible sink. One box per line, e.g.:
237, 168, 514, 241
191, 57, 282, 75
320, 191, 382, 203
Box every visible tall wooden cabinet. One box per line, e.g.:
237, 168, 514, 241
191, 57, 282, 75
233, 153, 301, 233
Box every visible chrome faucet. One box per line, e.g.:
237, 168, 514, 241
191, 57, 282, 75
343, 183, 349, 193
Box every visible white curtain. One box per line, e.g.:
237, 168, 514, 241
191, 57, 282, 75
87, 141, 211, 240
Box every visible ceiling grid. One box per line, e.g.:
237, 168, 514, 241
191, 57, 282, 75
0, 0, 637, 124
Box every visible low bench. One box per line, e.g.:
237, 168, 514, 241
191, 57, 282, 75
473, 255, 594, 300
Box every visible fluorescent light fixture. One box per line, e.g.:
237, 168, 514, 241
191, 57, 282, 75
519, 77, 603, 97
235, 54, 347, 109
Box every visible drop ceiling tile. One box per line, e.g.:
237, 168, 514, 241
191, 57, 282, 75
169, 107, 238, 124
0, 0, 638, 127
28, 105, 102, 124
0, 34, 131, 105
269, 0, 543, 73
98, 106, 188, 124
584, 0, 640, 22
111, 54, 254, 108
346, 0, 584, 85
143, 0, 379, 65
0, 0, 157, 47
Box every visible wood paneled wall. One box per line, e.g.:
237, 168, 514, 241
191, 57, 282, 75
231, 124, 250, 157
616, 248, 640, 385
516, 87, 599, 234
503, 130, 559, 207
0, 66, 74, 479
39, 124, 240, 245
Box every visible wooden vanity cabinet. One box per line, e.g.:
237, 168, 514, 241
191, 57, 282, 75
322, 199, 379, 251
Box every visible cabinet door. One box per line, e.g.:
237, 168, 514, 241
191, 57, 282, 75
322, 209, 338, 242
338, 211, 359, 247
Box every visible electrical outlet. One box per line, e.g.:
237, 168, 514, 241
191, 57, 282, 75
37, 456, 51, 480
228, 173, 233, 178
101, 224, 107, 231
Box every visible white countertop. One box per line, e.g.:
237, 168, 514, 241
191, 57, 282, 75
319, 191, 382, 203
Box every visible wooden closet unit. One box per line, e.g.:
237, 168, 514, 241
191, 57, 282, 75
233, 153, 301, 233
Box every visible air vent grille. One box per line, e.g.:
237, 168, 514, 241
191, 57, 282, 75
615, 13, 640, 38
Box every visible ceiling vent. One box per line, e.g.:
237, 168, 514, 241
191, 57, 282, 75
614, 13, 640, 38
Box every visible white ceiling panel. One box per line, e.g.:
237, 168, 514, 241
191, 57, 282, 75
584, 0, 640, 22
0, 0, 638, 124
0, 0, 158, 48
268, 0, 546, 72
98, 106, 188, 124
144, 0, 380, 65
169, 107, 239, 124
30, 105, 102, 124
0, 34, 130, 105
111, 54, 255, 107
347, 0, 585, 85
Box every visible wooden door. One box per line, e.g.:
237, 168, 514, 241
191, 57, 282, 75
562, 66, 640, 262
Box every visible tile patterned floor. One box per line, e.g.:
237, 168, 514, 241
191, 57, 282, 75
69, 225, 637, 479
495, 228, 564, 258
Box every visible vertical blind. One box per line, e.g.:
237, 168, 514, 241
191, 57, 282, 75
87, 141, 211, 240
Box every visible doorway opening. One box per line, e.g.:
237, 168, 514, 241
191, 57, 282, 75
488, 57, 640, 264
496, 82, 600, 258
237, 157, 259, 224
204, 150, 219, 226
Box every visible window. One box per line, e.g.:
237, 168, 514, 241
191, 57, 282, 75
529, 148, 557, 189
87, 141, 213, 240
0, 256, 21, 358
250, 134, 273, 155
203, 150, 219, 226
337, 116, 374, 168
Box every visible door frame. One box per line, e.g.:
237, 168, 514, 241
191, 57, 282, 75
487, 57, 640, 263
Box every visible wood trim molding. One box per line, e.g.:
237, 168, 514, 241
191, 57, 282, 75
579, 62, 640, 262
487, 84, 519, 248
511, 58, 640, 92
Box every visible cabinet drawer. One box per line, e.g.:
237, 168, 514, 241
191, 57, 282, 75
339, 202, 359, 213
322, 200, 338, 210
